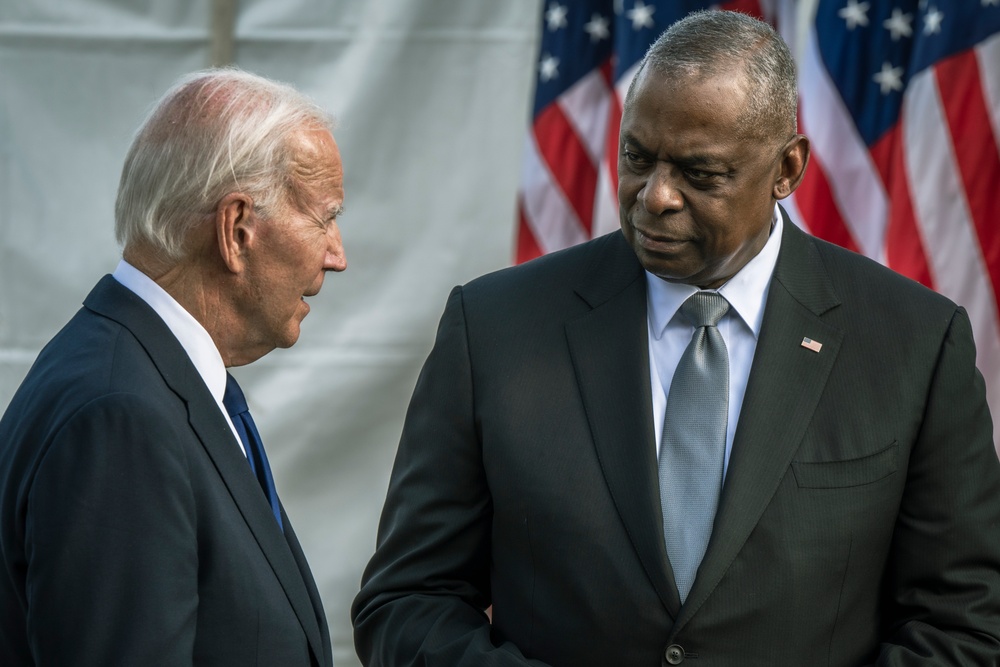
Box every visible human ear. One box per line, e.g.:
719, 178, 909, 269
216, 193, 255, 274
773, 134, 810, 200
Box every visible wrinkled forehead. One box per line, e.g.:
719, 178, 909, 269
285, 126, 344, 209
627, 65, 776, 145
626, 66, 749, 122
289, 126, 342, 179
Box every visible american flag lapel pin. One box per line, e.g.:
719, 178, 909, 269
801, 337, 823, 353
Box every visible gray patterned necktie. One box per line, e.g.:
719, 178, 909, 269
659, 291, 730, 603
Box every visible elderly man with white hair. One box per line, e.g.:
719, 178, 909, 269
0, 68, 345, 666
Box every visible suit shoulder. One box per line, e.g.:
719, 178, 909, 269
38, 307, 165, 394
807, 233, 958, 316
0, 307, 181, 450
462, 231, 637, 303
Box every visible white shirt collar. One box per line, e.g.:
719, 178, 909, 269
647, 204, 783, 339
111, 259, 228, 404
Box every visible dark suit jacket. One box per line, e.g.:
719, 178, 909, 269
0, 276, 332, 666
353, 214, 1000, 666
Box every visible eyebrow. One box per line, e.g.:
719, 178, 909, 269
674, 154, 729, 170
620, 131, 647, 152
327, 203, 345, 219
622, 133, 729, 169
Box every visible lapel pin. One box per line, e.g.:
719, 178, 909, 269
801, 337, 823, 353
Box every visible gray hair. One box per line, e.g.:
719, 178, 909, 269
114, 68, 334, 259
626, 10, 797, 139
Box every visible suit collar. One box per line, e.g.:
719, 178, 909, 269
572, 230, 647, 308
83, 275, 328, 664
111, 260, 229, 404
768, 209, 840, 317
567, 233, 684, 617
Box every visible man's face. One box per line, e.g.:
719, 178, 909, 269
618, 67, 794, 289
243, 127, 346, 350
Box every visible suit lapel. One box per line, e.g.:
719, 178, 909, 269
84, 276, 327, 665
186, 401, 327, 663
673, 215, 844, 629
565, 233, 682, 618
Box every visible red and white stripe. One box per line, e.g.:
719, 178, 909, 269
518, 68, 616, 262
792, 28, 1000, 453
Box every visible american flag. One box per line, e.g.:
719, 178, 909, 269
801, 337, 824, 353
515, 0, 1000, 454
789, 0, 1000, 453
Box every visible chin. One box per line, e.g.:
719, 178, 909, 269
636, 256, 685, 281
272, 322, 302, 350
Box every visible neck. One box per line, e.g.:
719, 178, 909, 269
125, 243, 249, 366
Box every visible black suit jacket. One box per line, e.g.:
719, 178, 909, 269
353, 214, 1000, 666
0, 276, 332, 666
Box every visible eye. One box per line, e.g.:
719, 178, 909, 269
324, 204, 345, 227
684, 168, 714, 180
622, 149, 649, 168
683, 167, 727, 188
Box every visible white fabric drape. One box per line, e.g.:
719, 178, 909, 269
0, 2, 541, 664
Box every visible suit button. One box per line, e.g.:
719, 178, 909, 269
665, 644, 684, 664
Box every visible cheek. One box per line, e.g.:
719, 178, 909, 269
708, 221, 762, 262
289, 237, 324, 273
310, 242, 329, 273
617, 172, 642, 203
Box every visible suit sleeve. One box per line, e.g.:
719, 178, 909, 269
25, 393, 199, 666
352, 287, 550, 667
874, 307, 1000, 665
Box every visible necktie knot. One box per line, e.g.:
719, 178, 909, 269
680, 291, 729, 329
223, 373, 249, 417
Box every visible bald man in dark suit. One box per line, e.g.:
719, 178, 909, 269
353, 11, 1000, 666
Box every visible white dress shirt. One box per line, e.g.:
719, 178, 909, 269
112, 260, 247, 457
647, 206, 783, 480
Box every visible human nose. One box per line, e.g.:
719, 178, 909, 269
639, 164, 683, 215
325, 222, 347, 272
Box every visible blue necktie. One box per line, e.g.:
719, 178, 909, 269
223, 373, 283, 531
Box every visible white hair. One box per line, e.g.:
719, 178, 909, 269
114, 68, 334, 259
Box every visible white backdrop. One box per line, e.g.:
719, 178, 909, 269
0, 1, 541, 664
